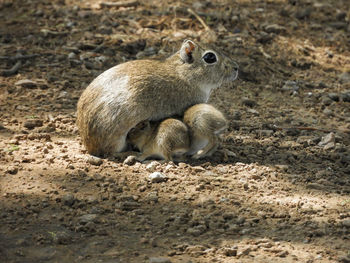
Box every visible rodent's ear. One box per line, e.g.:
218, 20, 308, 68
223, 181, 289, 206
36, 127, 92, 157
180, 40, 196, 64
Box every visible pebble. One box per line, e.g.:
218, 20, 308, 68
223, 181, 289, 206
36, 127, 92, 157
281, 80, 299, 92
318, 132, 335, 147
15, 79, 37, 88
328, 93, 339, 102
264, 24, 286, 34
148, 172, 168, 183
62, 193, 75, 206
146, 161, 161, 172
222, 247, 237, 256
86, 156, 103, 166
53, 231, 73, 244
23, 119, 43, 129
149, 257, 172, 263
242, 97, 256, 107
123, 155, 137, 166
79, 214, 97, 224
321, 96, 333, 106
6, 166, 18, 174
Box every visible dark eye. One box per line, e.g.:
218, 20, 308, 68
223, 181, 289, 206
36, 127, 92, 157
203, 52, 217, 64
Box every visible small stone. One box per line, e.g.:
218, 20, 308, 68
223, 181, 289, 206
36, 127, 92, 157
79, 214, 97, 224
264, 24, 286, 34
321, 96, 333, 106
223, 247, 237, 257
339, 72, 350, 84
123, 155, 136, 166
6, 166, 18, 175
149, 257, 172, 263
86, 156, 103, 166
328, 93, 339, 102
52, 231, 72, 244
281, 80, 299, 92
237, 246, 251, 257
242, 97, 256, 107
62, 193, 75, 206
318, 132, 335, 147
340, 92, 350, 102
275, 250, 288, 257
146, 161, 161, 172
186, 227, 203, 236
323, 108, 333, 116
149, 172, 168, 183
23, 119, 43, 129
15, 79, 37, 88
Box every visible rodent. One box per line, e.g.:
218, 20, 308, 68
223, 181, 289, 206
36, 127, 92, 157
184, 103, 227, 159
127, 118, 190, 162
77, 39, 238, 157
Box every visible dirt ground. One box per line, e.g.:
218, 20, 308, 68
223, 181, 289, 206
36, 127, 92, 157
1, 0, 350, 262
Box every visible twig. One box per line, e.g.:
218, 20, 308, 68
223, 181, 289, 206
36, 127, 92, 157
1, 60, 22, 76
187, 8, 210, 31
100, 0, 139, 8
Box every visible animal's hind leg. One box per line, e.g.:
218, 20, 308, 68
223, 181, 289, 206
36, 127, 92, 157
192, 135, 218, 159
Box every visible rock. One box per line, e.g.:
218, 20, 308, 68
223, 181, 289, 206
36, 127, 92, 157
242, 97, 256, 107
222, 247, 237, 257
149, 172, 168, 183
62, 193, 75, 206
149, 257, 172, 263
321, 96, 333, 106
116, 201, 140, 211
264, 24, 286, 34
79, 214, 97, 224
295, 7, 312, 20
52, 231, 73, 244
339, 72, 350, 84
328, 93, 340, 102
146, 161, 161, 172
281, 80, 299, 92
123, 155, 137, 166
23, 119, 43, 129
237, 246, 251, 257
318, 132, 335, 147
86, 156, 103, 166
15, 79, 37, 88
6, 166, 18, 175
340, 92, 350, 102
339, 255, 350, 263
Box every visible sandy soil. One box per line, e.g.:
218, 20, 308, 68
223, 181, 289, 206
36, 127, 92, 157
0, 0, 350, 262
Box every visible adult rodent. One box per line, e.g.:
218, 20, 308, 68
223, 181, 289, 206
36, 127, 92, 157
184, 103, 227, 159
128, 119, 190, 162
77, 39, 238, 156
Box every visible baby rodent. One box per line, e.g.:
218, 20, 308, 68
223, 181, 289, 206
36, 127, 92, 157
184, 103, 227, 159
128, 119, 190, 162
77, 39, 238, 156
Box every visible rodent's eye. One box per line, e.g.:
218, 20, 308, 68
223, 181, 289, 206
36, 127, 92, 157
203, 52, 217, 64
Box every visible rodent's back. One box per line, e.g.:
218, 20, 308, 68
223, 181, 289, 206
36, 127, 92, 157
184, 104, 227, 134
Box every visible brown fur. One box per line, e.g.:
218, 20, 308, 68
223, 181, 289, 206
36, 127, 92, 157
128, 119, 190, 162
184, 104, 227, 159
76, 40, 238, 156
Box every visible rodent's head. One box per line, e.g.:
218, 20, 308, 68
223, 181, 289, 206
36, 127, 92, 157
127, 121, 151, 149
176, 39, 238, 88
